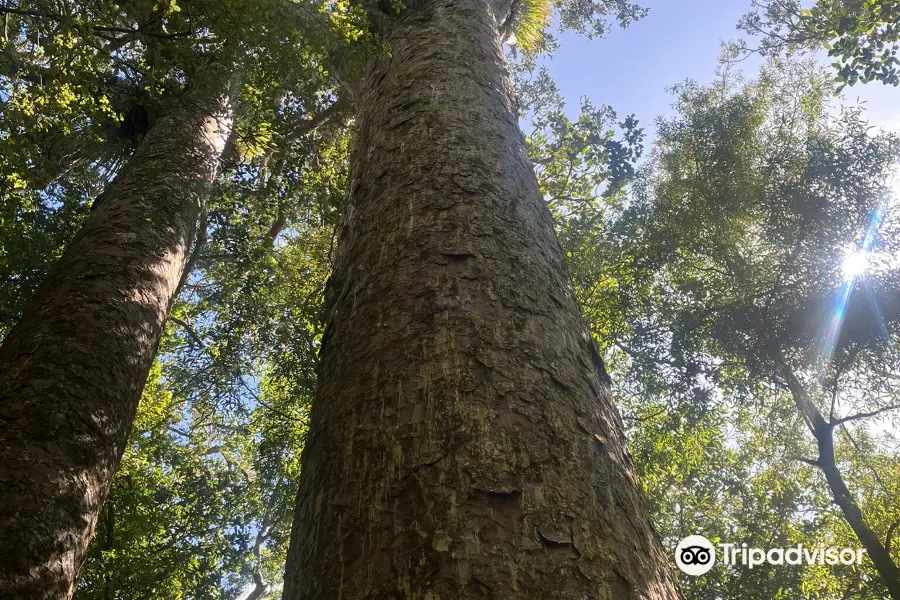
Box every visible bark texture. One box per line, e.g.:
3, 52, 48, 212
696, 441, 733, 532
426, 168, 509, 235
282, 2, 680, 598
0, 73, 234, 599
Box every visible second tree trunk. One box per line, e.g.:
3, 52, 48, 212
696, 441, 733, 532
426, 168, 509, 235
0, 71, 234, 599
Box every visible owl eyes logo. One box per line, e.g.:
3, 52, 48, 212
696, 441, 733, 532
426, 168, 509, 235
675, 535, 716, 576
680, 546, 712, 565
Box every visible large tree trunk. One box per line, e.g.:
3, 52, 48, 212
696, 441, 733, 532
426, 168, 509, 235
282, 2, 679, 598
0, 71, 234, 600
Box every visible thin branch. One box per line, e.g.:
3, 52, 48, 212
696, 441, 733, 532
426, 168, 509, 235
264, 206, 286, 246
831, 405, 900, 427
173, 209, 208, 302
873, 368, 900, 381
839, 423, 890, 497
279, 98, 346, 143
237, 378, 298, 422
201, 444, 225, 456
168, 426, 190, 438
0, 6, 192, 39
623, 399, 673, 424
887, 519, 900, 560
613, 340, 678, 368
169, 316, 205, 349
829, 378, 839, 424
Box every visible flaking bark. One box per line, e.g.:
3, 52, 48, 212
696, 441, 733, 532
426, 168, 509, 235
0, 70, 234, 600
282, 1, 680, 598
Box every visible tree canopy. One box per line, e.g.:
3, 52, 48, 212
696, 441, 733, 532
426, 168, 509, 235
739, 0, 900, 87
1, 0, 899, 598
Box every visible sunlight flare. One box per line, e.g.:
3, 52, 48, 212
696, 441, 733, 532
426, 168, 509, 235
841, 250, 870, 282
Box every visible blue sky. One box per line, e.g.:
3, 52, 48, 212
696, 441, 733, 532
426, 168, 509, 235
541, 0, 900, 135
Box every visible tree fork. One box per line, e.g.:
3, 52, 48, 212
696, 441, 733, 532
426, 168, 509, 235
282, 1, 679, 598
784, 365, 900, 599
0, 67, 236, 599
814, 421, 900, 599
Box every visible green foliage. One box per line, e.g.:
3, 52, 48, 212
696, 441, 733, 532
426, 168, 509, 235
577, 56, 900, 598
3, 2, 900, 599
503, 0, 648, 54
804, 0, 900, 87
739, 0, 900, 86
79, 364, 262, 600
554, 0, 649, 39
506, 0, 552, 51
0, 181, 90, 335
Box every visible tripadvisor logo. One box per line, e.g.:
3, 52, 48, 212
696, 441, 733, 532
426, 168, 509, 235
674, 535, 868, 577
675, 535, 716, 576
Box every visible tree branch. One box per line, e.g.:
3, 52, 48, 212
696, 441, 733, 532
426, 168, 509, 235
169, 316, 205, 349
173, 210, 208, 302
0, 6, 192, 39
243, 514, 275, 600
887, 519, 900, 560
831, 405, 900, 427
777, 357, 826, 434
243, 574, 268, 600
264, 206, 286, 247
280, 98, 346, 143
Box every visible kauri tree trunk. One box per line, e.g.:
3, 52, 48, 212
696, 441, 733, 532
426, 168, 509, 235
282, 1, 679, 598
0, 71, 234, 599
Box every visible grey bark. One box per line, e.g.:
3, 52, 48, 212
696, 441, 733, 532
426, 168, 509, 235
0, 70, 234, 600
282, 1, 680, 598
